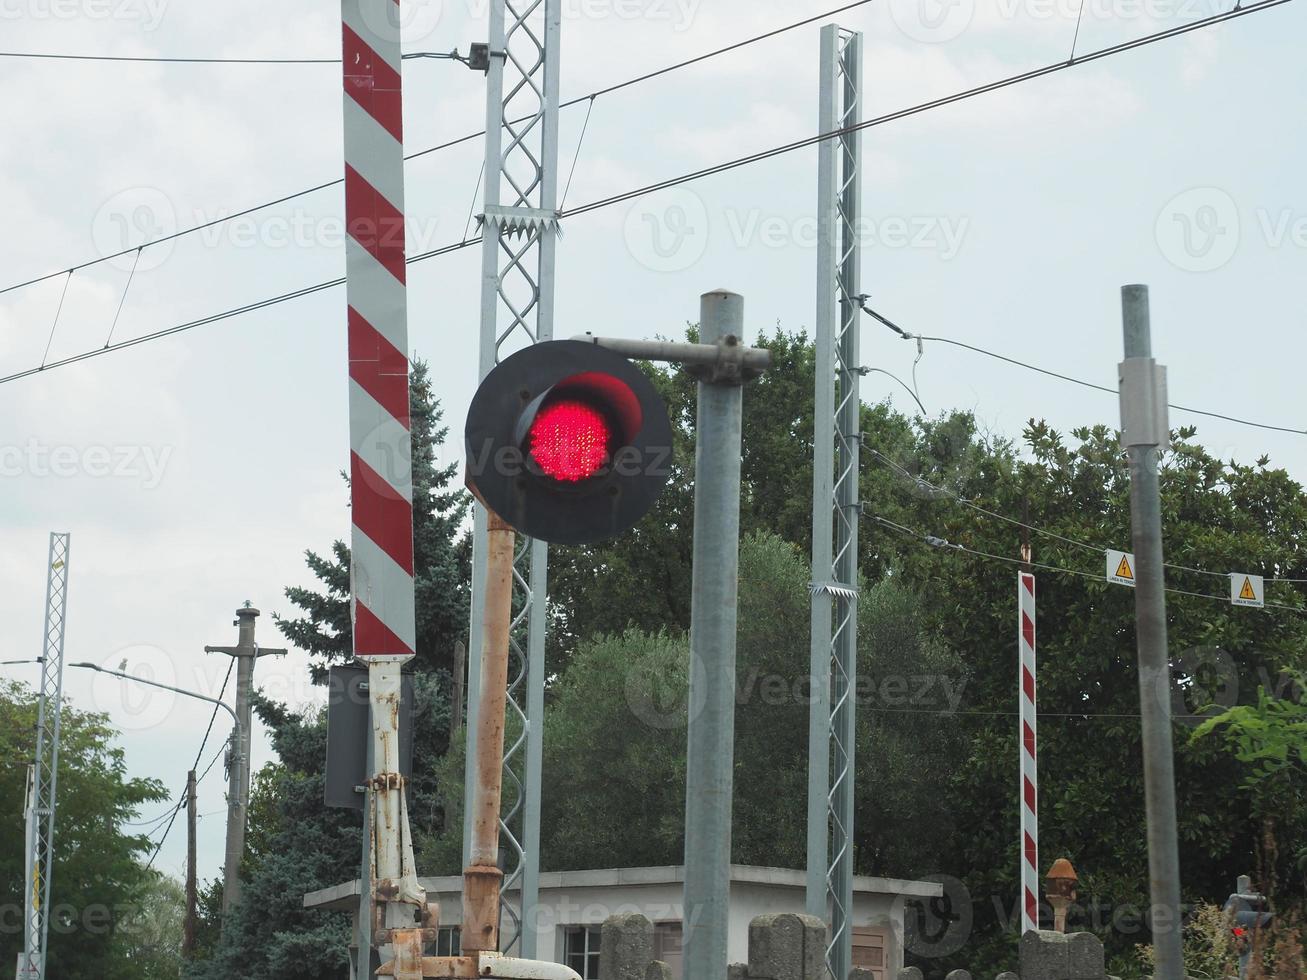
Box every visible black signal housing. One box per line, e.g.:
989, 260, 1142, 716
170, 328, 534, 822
465, 340, 674, 545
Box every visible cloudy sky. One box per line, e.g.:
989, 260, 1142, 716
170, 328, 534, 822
1, 0, 1303, 888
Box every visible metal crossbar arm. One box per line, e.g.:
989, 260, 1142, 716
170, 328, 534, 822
569, 333, 772, 381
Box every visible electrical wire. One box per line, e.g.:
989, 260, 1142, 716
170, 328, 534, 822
0, 0, 880, 300
872, 514, 1307, 615
911, 334, 1307, 437
143, 659, 235, 870
558, 0, 1296, 219
862, 368, 927, 415
866, 447, 1294, 586
0, 50, 466, 65
0, 0, 1292, 387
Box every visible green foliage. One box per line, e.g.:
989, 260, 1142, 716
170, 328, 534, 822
417, 532, 967, 879
0, 680, 170, 979
534, 329, 1307, 975
116, 874, 186, 978
1137, 903, 1239, 979
1193, 671, 1307, 786
275, 359, 471, 679
255, 328, 1307, 978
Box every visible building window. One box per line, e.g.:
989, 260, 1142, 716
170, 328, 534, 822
436, 926, 461, 957
563, 926, 602, 979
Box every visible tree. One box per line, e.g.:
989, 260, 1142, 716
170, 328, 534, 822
275, 359, 471, 679
0, 680, 169, 979
420, 532, 970, 882
117, 874, 185, 978
1193, 670, 1307, 887
518, 329, 1307, 975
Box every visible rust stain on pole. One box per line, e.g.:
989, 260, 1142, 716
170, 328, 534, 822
460, 508, 515, 956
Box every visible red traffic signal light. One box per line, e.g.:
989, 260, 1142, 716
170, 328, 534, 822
465, 340, 674, 545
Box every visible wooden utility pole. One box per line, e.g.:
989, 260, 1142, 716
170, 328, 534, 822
184, 768, 197, 960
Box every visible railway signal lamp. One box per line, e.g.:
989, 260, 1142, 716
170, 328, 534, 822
465, 339, 675, 545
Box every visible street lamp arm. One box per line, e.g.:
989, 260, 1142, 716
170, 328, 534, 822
67, 662, 243, 762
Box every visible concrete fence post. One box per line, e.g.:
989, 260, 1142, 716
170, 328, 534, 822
600, 912, 666, 980
747, 913, 827, 980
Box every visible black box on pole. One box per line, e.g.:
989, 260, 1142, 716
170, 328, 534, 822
324, 664, 415, 810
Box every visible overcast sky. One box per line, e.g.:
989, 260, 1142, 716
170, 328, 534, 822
1, 0, 1304, 889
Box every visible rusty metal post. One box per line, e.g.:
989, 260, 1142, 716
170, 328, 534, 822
462, 509, 515, 957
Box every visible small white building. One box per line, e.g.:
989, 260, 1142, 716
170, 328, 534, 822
304, 865, 942, 980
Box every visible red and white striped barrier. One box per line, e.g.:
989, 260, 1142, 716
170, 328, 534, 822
1018, 572, 1038, 933
341, 0, 415, 662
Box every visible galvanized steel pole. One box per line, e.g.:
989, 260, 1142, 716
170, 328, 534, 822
682, 290, 747, 979
807, 26, 864, 979
1119, 284, 1184, 980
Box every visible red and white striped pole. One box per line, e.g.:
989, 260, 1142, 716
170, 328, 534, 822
340, 0, 425, 944
1018, 572, 1039, 934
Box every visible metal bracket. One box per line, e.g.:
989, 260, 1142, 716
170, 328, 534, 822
477, 206, 562, 238
809, 581, 859, 599
1119, 357, 1170, 449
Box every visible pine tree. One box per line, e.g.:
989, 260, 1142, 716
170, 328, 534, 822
275, 359, 470, 678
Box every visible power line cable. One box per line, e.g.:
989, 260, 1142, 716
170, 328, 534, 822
0, 0, 879, 299
0, 50, 469, 65
143, 659, 234, 869
872, 514, 1307, 614
0, 0, 1291, 386
866, 446, 1288, 585
558, 0, 1295, 220
909, 334, 1307, 437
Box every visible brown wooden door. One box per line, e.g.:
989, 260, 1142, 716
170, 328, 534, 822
851, 926, 888, 980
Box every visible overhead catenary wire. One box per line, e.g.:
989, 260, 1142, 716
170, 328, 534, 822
0, 0, 1293, 387
0, 0, 881, 300
557, 0, 1296, 219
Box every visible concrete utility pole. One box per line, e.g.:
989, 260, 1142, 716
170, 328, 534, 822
184, 768, 197, 961
205, 603, 286, 913
1118, 284, 1184, 980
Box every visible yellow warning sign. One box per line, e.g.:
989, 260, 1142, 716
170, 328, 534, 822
1230, 573, 1265, 608
1106, 550, 1137, 587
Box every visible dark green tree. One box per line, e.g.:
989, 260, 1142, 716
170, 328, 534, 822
421, 532, 970, 883
0, 681, 169, 979
276, 359, 471, 679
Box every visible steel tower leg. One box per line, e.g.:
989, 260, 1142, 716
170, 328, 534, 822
806, 25, 863, 980
21, 532, 71, 980
462, 0, 561, 958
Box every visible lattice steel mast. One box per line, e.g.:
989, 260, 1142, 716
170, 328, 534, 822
19, 533, 71, 980
463, 0, 561, 958
806, 25, 863, 980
